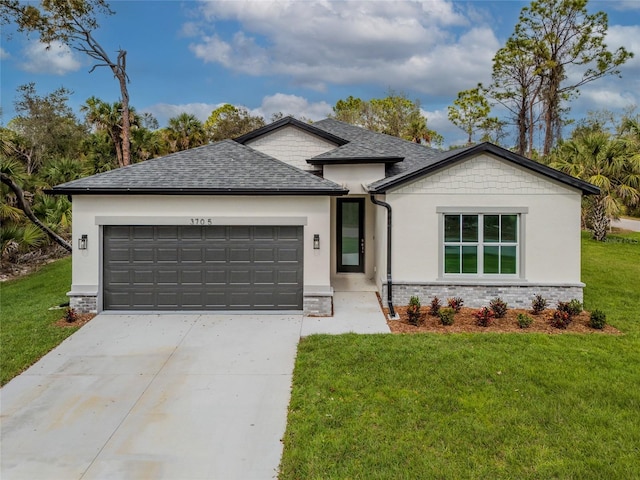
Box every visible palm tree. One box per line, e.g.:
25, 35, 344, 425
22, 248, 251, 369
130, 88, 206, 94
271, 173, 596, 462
82, 97, 139, 168
166, 113, 206, 152
550, 132, 640, 241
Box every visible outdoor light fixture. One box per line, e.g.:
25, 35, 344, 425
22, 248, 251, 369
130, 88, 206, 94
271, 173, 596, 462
313, 234, 320, 250
78, 234, 88, 250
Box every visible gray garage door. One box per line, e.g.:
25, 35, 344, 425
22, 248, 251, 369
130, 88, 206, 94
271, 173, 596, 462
103, 225, 303, 310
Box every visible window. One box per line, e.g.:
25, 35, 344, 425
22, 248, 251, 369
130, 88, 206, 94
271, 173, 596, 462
443, 214, 518, 275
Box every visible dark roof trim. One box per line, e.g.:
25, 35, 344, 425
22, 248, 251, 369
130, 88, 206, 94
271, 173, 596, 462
234, 116, 349, 146
307, 156, 404, 166
46, 187, 350, 196
368, 142, 600, 195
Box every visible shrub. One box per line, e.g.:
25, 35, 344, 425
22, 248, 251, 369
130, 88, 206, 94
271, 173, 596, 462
474, 307, 494, 327
447, 297, 464, 313
489, 297, 508, 318
64, 307, 77, 323
589, 309, 607, 330
567, 299, 583, 316
517, 313, 533, 329
531, 294, 547, 315
550, 309, 571, 329
438, 307, 455, 326
557, 300, 582, 319
429, 296, 442, 316
406, 296, 422, 326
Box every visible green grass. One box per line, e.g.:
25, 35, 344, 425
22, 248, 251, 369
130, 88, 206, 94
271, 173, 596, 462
0, 257, 76, 385
280, 231, 640, 479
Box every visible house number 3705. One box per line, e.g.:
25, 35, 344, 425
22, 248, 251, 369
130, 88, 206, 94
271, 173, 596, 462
190, 218, 213, 225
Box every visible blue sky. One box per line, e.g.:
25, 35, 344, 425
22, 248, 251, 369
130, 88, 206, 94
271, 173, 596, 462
1, 0, 639, 146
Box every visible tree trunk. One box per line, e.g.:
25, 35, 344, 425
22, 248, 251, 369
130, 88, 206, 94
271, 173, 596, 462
0, 173, 72, 252
114, 50, 131, 167
590, 195, 609, 242
517, 97, 527, 156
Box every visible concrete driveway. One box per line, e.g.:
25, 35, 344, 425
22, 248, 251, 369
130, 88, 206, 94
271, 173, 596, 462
1, 313, 303, 480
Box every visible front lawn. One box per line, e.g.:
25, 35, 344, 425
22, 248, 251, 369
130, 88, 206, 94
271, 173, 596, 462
280, 231, 640, 479
0, 257, 75, 386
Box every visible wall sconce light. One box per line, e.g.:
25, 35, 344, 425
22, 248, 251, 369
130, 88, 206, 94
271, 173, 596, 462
313, 234, 320, 250
78, 234, 88, 250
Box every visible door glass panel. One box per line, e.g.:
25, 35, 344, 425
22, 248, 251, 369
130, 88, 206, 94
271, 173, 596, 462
341, 201, 360, 267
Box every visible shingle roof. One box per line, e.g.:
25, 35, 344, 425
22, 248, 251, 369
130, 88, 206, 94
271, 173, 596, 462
50, 139, 348, 196
311, 119, 599, 195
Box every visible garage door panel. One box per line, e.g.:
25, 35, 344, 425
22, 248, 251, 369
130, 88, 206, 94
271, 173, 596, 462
230, 248, 251, 263
254, 248, 275, 263
104, 225, 302, 310
278, 247, 300, 263
180, 248, 204, 263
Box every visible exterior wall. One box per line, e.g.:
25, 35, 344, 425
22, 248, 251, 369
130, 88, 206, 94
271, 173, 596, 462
245, 126, 337, 171
381, 153, 585, 307
70, 195, 333, 315
324, 164, 386, 194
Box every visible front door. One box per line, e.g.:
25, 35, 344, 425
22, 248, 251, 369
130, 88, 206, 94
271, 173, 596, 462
337, 198, 365, 273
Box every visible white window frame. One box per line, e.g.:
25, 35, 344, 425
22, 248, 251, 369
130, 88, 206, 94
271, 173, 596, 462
437, 207, 527, 280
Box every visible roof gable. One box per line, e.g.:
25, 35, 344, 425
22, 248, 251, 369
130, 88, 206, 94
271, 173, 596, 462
50, 140, 348, 196
235, 116, 348, 146
367, 142, 600, 195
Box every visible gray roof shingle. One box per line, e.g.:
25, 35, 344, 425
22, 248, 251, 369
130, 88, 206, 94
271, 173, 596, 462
51, 139, 348, 195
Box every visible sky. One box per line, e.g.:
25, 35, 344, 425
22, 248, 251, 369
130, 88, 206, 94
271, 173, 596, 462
1, 0, 639, 146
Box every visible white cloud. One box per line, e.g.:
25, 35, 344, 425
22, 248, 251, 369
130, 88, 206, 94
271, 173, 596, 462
0, 47, 9, 60
610, 1, 640, 11
187, 0, 496, 94
144, 102, 223, 126
20, 40, 81, 75
251, 93, 333, 121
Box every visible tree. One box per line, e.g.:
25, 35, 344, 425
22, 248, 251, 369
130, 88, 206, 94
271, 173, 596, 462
550, 131, 639, 240
1, 0, 133, 165
0, 171, 71, 251
204, 105, 265, 141
330, 93, 442, 146
508, 0, 633, 156
166, 113, 206, 152
447, 85, 496, 145
81, 96, 137, 167
4, 83, 86, 175
490, 36, 545, 156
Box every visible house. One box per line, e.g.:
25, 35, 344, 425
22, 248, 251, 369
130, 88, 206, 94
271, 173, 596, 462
50, 117, 599, 317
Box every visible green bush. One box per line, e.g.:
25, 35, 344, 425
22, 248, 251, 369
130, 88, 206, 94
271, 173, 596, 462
406, 296, 422, 326
429, 296, 441, 316
438, 307, 455, 326
489, 297, 508, 318
517, 313, 533, 329
64, 307, 77, 323
531, 294, 547, 315
589, 310, 607, 330
447, 297, 464, 313
557, 299, 583, 319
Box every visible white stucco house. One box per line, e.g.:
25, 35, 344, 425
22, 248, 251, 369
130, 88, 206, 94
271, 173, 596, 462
50, 117, 599, 317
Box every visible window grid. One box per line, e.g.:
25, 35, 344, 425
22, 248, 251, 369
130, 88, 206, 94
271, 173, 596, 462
443, 214, 518, 276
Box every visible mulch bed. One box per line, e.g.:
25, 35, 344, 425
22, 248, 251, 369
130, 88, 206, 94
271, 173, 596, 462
383, 305, 621, 335
54, 313, 96, 329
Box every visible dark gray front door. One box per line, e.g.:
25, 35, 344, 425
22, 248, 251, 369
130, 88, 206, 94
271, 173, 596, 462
103, 225, 303, 310
337, 198, 364, 273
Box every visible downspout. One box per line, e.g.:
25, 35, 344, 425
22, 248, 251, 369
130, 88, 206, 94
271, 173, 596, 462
369, 194, 397, 319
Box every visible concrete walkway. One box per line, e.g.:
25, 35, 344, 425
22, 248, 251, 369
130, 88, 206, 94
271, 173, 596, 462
611, 217, 640, 232
1, 293, 389, 480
